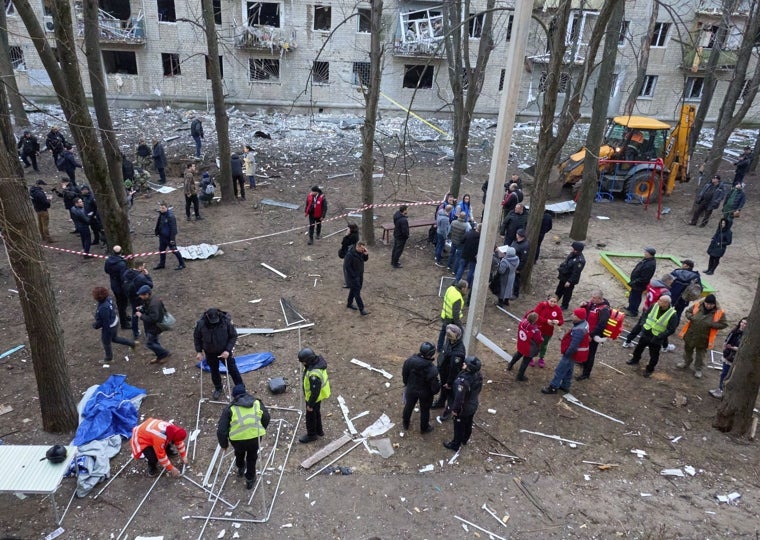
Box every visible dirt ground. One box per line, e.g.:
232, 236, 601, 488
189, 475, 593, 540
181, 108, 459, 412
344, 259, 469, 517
1, 121, 759, 539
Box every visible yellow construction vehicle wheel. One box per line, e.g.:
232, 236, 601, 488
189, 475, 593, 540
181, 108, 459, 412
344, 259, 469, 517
626, 171, 656, 200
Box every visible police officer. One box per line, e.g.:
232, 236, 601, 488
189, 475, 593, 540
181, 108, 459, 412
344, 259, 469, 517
443, 356, 483, 452
401, 342, 441, 434
298, 347, 331, 443
432, 325, 466, 418
217, 384, 270, 490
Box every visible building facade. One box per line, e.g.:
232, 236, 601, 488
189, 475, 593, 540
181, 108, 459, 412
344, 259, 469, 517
5, 0, 760, 124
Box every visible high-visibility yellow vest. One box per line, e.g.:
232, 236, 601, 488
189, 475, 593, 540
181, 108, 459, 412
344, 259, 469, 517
441, 286, 464, 320
643, 306, 676, 336
229, 401, 266, 441
304, 367, 331, 402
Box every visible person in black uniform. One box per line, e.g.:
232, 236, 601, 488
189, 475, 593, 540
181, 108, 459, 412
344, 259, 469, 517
401, 342, 441, 434
194, 308, 244, 401
18, 131, 40, 171
443, 356, 483, 452
121, 259, 153, 339
104, 245, 131, 329
391, 205, 409, 268
555, 241, 586, 310
432, 325, 466, 416
626, 247, 657, 316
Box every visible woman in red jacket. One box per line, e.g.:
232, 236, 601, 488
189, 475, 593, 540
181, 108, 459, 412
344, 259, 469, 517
507, 312, 543, 381
531, 295, 564, 368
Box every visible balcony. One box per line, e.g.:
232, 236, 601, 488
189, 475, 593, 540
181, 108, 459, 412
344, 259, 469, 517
683, 46, 738, 71
696, 0, 751, 16
235, 25, 297, 53
393, 38, 446, 58
74, 6, 146, 45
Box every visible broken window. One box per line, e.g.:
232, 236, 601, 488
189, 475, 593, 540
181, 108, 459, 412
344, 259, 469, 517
401, 8, 443, 43
314, 4, 331, 31
740, 78, 753, 100
157, 0, 176, 22
468, 13, 484, 39
698, 24, 719, 49
312, 61, 329, 84
9, 46, 25, 70
247, 1, 280, 26
5, 0, 15, 15
161, 53, 181, 76
461, 67, 469, 91
498, 69, 505, 91
102, 50, 138, 74
249, 58, 279, 81
639, 75, 657, 97
99, 0, 131, 20
619, 20, 629, 46
402, 64, 433, 89
205, 55, 223, 79
651, 22, 669, 47
685, 77, 704, 100
357, 7, 370, 33
505, 14, 513, 42
538, 71, 569, 93
213, 0, 221, 24
610, 73, 619, 96
353, 61, 370, 87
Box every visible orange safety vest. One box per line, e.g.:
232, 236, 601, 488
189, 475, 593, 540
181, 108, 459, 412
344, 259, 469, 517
130, 418, 187, 472
679, 303, 725, 349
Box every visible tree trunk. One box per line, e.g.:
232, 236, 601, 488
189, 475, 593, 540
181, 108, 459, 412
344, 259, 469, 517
570, 0, 624, 241
700, 0, 760, 181
521, 0, 619, 293
14, 0, 131, 253
0, 75, 77, 433
688, 0, 738, 155
0, 5, 29, 126
623, 2, 657, 115
83, 0, 128, 200
714, 275, 760, 435
359, 0, 383, 246
201, 0, 232, 202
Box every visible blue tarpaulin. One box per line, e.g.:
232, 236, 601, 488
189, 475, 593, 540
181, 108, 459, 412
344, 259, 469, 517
72, 375, 147, 446
197, 352, 275, 373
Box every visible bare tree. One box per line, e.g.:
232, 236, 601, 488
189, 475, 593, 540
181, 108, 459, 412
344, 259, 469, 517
520, 0, 620, 292
623, 2, 658, 115
441, 0, 497, 198
0, 76, 77, 433
0, 4, 29, 126
714, 274, 760, 436
700, 0, 760, 180
358, 0, 384, 246
571, 0, 625, 240
14, 0, 132, 252
200, 0, 232, 202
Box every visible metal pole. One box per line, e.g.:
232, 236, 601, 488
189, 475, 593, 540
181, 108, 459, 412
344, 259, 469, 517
196, 455, 236, 540
58, 486, 78, 525
93, 457, 134, 499
117, 468, 166, 540
306, 440, 363, 481
180, 474, 239, 509
464, 0, 535, 355
454, 515, 507, 540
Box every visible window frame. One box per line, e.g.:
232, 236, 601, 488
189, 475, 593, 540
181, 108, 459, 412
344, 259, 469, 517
352, 61, 371, 87
618, 20, 629, 46
651, 22, 670, 47
357, 7, 371, 33
102, 49, 138, 75
9, 45, 25, 70
313, 4, 331, 31
638, 75, 658, 98
161, 52, 181, 77
402, 64, 434, 89
684, 76, 704, 101
468, 12, 484, 39
249, 57, 280, 82
205, 55, 224, 80
312, 60, 329, 84
246, 2, 281, 28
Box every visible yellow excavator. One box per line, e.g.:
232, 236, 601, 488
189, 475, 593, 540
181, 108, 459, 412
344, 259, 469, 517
557, 104, 695, 199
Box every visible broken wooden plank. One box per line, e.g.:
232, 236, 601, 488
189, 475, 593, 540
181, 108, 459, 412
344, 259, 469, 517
475, 333, 512, 363
337, 396, 358, 435
261, 263, 287, 279
300, 433, 353, 469
0, 404, 13, 416
563, 393, 625, 425
260, 198, 299, 210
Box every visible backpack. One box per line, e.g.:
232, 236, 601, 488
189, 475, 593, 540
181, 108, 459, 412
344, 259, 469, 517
122, 269, 139, 299
204, 182, 215, 196
683, 280, 703, 302
56, 154, 66, 171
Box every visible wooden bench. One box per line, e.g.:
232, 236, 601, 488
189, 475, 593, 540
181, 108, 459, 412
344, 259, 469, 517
381, 218, 436, 245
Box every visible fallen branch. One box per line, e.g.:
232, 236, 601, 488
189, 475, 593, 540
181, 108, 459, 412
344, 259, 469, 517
475, 422, 523, 460
513, 477, 552, 521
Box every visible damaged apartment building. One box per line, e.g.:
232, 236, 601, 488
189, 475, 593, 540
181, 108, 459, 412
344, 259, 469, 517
4, 0, 760, 123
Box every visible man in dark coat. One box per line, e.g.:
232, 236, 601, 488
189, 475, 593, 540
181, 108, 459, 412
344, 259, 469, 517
104, 245, 131, 329
455, 224, 480, 288
45, 126, 67, 168
121, 152, 135, 183
434, 324, 466, 421
401, 342, 441, 434
344, 241, 369, 316
691, 175, 725, 227
195, 308, 243, 400
722, 181, 746, 220
29, 180, 54, 242
502, 203, 528, 245
626, 247, 657, 316
153, 202, 185, 270
70, 197, 93, 257
443, 356, 483, 451
391, 205, 409, 268
80, 185, 104, 246
230, 153, 246, 200
59, 144, 82, 183
669, 259, 702, 322
18, 131, 40, 171
152, 139, 167, 184
217, 384, 270, 489
122, 259, 153, 339
733, 146, 752, 184
135, 285, 171, 363
190, 117, 204, 158
706, 218, 732, 275
53, 178, 80, 211
511, 228, 530, 298
555, 241, 586, 310
535, 209, 554, 261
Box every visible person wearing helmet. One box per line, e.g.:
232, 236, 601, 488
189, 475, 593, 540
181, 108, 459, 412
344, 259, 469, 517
401, 342, 441, 434
194, 308, 243, 400
130, 418, 188, 477
443, 356, 483, 451
298, 347, 331, 443
432, 324, 466, 418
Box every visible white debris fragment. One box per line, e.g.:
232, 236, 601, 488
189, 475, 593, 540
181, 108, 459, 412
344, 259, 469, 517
660, 468, 685, 477
232, 533, 240, 539
305, 492, 310, 499
631, 449, 648, 458
487, 409, 497, 414
217, 530, 225, 539
461, 523, 469, 532
670, 436, 682, 443
232, 523, 241, 529
102, 364, 110, 368
224, 511, 232, 517
683, 465, 696, 476
640, 493, 652, 497
584, 474, 590, 481
189, 429, 201, 441
162, 367, 176, 375
717, 492, 742, 504
280, 524, 293, 528
419, 464, 434, 473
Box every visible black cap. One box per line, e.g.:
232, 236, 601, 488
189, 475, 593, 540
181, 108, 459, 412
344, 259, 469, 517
205, 308, 221, 324
571, 241, 585, 252
516, 228, 526, 237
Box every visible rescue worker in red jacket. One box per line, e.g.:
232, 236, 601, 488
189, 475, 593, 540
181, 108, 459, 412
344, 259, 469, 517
542, 308, 590, 394
305, 185, 327, 245
507, 312, 543, 382
531, 295, 564, 368
576, 290, 611, 381
130, 418, 188, 477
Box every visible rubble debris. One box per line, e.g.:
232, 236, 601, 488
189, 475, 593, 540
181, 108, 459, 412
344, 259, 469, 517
631, 449, 648, 459
672, 392, 688, 407
300, 434, 353, 469
716, 492, 741, 504
261, 263, 287, 278
320, 466, 352, 475
563, 393, 624, 424
260, 199, 299, 210
419, 464, 434, 473
350, 358, 393, 379
660, 468, 685, 477
519, 429, 585, 446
